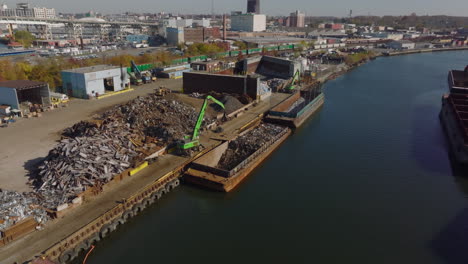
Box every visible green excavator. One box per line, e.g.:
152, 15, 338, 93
285, 69, 301, 92
178, 95, 225, 150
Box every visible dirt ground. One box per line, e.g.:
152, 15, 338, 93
0, 79, 182, 192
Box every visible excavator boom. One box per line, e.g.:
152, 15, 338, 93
192, 95, 224, 140
286, 70, 301, 91
179, 95, 225, 150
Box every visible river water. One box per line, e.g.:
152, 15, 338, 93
76, 51, 468, 264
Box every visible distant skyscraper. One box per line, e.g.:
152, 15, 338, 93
289, 10, 305, 28
247, 0, 260, 14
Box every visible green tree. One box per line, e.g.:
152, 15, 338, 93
233, 41, 247, 50
14, 31, 35, 48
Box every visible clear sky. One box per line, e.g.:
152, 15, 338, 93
8, 0, 468, 16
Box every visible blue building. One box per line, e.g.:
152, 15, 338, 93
126, 35, 149, 44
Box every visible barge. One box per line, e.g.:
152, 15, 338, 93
265, 87, 324, 128
439, 66, 468, 164
185, 125, 291, 192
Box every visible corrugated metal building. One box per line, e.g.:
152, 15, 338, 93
0, 80, 51, 112
61, 65, 125, 99
154, 64, 191, 79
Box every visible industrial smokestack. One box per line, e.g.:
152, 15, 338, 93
247, 0, 260, 14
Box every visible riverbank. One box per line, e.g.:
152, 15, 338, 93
384, 46, 468, 56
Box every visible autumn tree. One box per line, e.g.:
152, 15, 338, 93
14, 31, 35, 48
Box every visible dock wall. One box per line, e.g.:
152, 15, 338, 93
42, 164, 185, 263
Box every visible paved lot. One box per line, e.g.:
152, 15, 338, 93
0, 79, 182, 192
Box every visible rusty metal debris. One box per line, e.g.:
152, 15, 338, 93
33, 94, 203, 209
0, 190, 48, 232
217, 123, 286, 170
264, 78, 287, 91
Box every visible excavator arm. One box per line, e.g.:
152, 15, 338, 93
179, 95, 225, 150
286, 70, 301, 91
191, 95, 225, 140
131, 60, 142, 77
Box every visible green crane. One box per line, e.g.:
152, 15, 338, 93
286, 69, 301, 91
178, 95, 225, 150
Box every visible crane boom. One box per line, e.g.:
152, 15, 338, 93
179, 95, 225, 150
286, 69, 301, 91
192, 95, 225, 140
131, 60, 142, 77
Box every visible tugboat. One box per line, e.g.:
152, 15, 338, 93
440, 65, 468, 163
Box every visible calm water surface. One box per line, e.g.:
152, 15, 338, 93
77, 51, 468, 264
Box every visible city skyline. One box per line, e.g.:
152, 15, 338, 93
2, 0, 468, 17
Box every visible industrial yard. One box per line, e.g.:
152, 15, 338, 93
0, 50, 326, 263
0, 78, 183, 193
0, 0, 466, 262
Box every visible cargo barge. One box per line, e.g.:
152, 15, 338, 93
185, 125, 291, 192
265, 88, 324, 128
439, 66, 468, 164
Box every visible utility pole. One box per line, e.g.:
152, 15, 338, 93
211, 0, 215, 20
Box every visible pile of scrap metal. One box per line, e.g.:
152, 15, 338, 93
264, 78, 287, 92
217, 123, 286, 170
0, 190, 48, 232
34, 94, 205, 209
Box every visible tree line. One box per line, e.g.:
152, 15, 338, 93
0, 42, 231, 90
0, 51, 181, 90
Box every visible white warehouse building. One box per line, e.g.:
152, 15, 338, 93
61, 65, 126, 99
231, 13, 266, 32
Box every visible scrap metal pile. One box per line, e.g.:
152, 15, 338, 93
217, 124, 286, 171
264, 78, 287, 91
0, 190, 47, 231
34, 94, 202, 209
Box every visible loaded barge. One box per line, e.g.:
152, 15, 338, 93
185, 124, 291, 192
265, 86, 324, 128
440, 65, 468, 163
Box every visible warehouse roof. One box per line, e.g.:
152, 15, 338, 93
0, 80, 47, 90
62, 65, 120, 74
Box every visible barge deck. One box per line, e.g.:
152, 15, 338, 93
440, 66, 468, 164
265, 89, 324, 128
185, 126, 291, 192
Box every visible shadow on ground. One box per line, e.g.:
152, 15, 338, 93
24, 157, 46, 189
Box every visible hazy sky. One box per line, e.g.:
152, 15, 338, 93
7, 0, 468, 16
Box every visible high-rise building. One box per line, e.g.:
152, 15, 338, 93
247, 0, 260, 14
33, 7, 56, 19
0, 3, 55, 18
289, 10, 305, 28
231, 13, 266, 32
